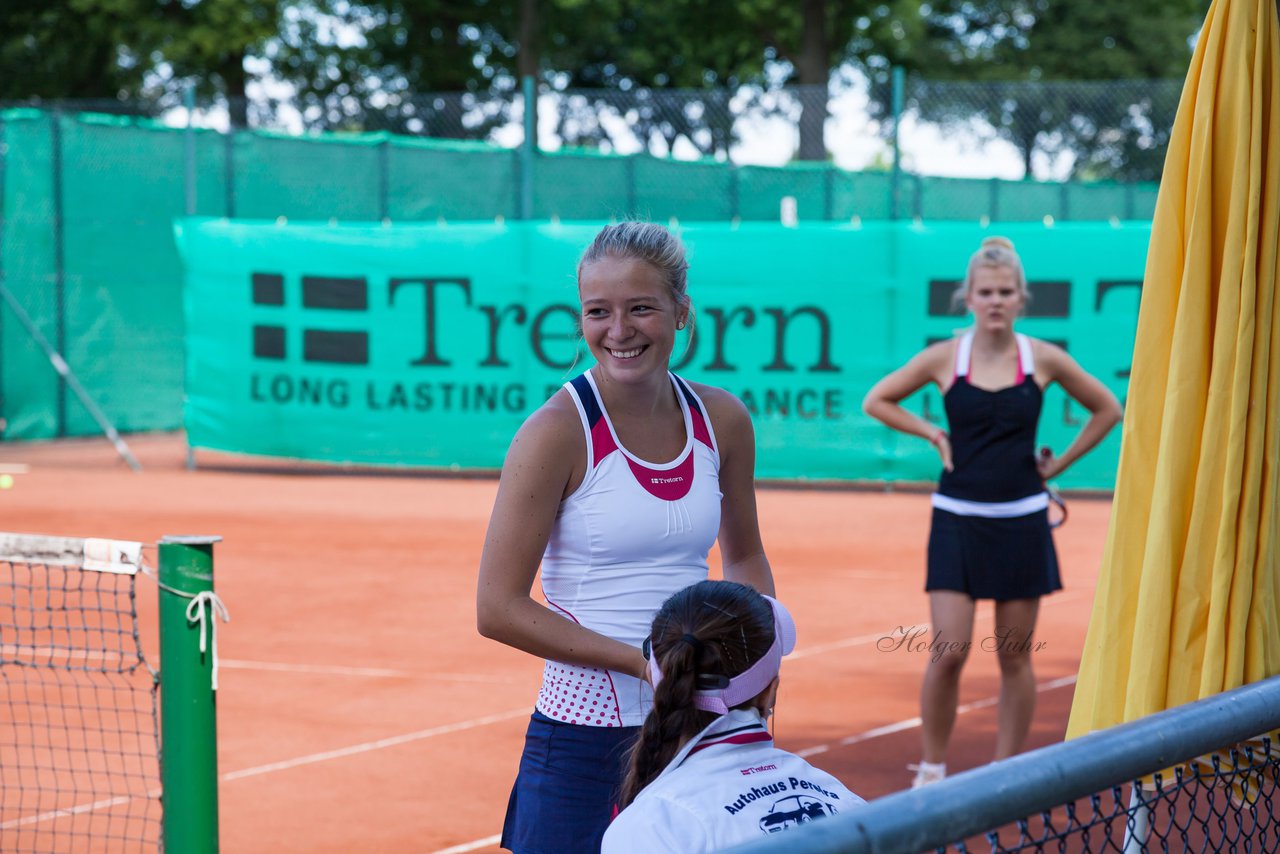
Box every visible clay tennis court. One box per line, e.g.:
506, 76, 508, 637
0, 432, 1111, 853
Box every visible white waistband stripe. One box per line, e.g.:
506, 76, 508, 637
931, 492, 1049, 518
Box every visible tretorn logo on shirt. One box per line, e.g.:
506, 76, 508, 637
740, 764, 778, 776
651, 476, 685, 485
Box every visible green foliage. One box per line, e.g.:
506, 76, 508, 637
888, 0, 1209, 179
0, 0, 152, 101
1, 0, 1209, 176
0, 0, 283, 121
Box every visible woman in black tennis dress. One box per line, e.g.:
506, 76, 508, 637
863, 236, 1122, 788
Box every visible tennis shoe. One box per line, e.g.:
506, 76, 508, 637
909, 761, 947, 789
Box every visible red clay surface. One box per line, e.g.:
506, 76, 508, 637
0, 433, 1112, 853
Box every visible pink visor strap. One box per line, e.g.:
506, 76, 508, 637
647, 653, 663, 687
646, 596, 795, 716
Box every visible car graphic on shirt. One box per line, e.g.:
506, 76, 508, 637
758, 794, 837, 832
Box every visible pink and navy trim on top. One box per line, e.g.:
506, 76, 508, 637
569, 372, 717, 501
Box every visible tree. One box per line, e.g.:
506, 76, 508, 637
530, 0, 919, 160
0, 0, 154, 103
144, 0, 285, 126
265, 0, 920, 160
0, 0, 287, 127
890, 0, 1207, 180
265, 1, 521, 136
2, 1, 924, 161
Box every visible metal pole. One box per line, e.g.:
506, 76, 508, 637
626, 156, 637, 216
224, 129, 236, 218
1121, 784, 1152, 853
0, 115, 7, 437
890, 66, 904, 221
159, 535, 223, 854
725, 674, 1280, 854
51, 110, 66, 436
184, 83, 197, 217
0, 283, 142, 470
729, 163, 740, 221
823, 165, 834, 221
184, 84, 198, 471
521, 75, 536, 220
378, 137, 390, 222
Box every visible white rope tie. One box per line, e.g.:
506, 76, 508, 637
185, 591, 231, 691
139, 559, 230, 691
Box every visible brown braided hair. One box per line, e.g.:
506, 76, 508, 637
617, 580, 776, 808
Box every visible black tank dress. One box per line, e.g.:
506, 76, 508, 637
926, 332, 1062, 600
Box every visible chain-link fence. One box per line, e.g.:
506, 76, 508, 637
127, 74, 1178, 184
12, 72, 1182, 183
6, 74, 1174, 227
895, 77, 1184, 183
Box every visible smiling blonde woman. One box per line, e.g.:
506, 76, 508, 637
476, 221, 776, 853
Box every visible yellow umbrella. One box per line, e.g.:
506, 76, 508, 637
1067, 0, 1280, 737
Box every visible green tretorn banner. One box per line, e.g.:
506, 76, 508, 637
175, 219, 1148, 489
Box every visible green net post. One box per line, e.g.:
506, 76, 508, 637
159, 535, 223, 854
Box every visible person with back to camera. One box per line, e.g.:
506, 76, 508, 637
602, 579, 863, 853
476, 221, 776, 853
862, 236, 1122, 789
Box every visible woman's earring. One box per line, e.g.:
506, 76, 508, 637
677, 319, 686, 330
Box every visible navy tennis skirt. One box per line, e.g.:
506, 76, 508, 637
501, 710, 640, 854
926, 507, 1062, 601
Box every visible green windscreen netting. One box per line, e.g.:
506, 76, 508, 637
0, 107, 1157, 443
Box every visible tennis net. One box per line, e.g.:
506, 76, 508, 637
0, 532, 223, 854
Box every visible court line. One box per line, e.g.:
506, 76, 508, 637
832, 570, 913, 580
0, 649, 518, 684
221, 707, 531, 781
3, 707, 531, 831
1, 644, 137, 664
0, 795, 138, 831
219, 659, 520, 683
431, 834, 503, 854
220, 659, 411, 678
795, 673, 1079, 758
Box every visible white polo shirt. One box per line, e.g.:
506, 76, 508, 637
602, 709, 864, 852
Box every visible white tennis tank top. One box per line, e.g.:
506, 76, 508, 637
537, 371, 722, 727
